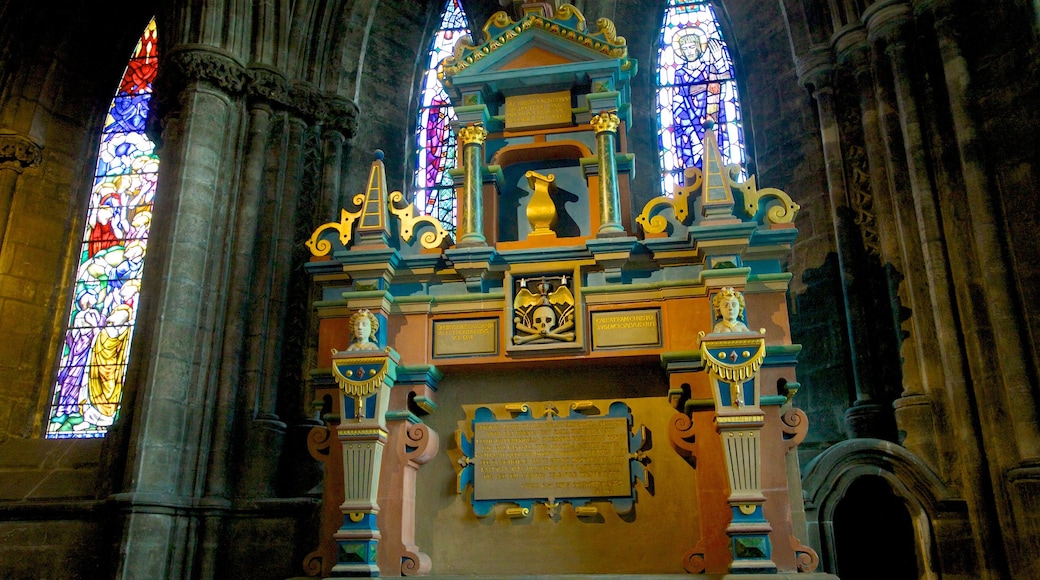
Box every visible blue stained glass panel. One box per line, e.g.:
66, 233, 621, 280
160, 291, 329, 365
412, 0, 470, 233
656, 0, 746, 196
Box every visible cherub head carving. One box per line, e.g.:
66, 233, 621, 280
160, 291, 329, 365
711, 287, 750, 333
347, 309, 380, 351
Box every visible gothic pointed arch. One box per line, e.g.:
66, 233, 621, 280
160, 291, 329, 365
411, 0, 471, 235
45, 19, 159, 438
656, 0, 747, 196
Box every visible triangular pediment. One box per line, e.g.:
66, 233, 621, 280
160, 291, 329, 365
447, 27, 609, 79
440, 6, 633, 82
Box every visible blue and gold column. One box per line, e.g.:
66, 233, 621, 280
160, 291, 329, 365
329, 348, 399, 577
699, 332, 777, 574
456, 123, 488, 247
591, 111, 626, 237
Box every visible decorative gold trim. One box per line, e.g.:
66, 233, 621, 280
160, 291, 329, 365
735, 174, 800, 224
441, 5, 629, 77
701, 338, 766, 383
590, 111, 620, 134
458, 123, 488, 146
348, 512, 365, 522
716, 415, 764, 425
505, 507, 530, 518
388, 190, 452, 249
574, 506, 599, 517
332, 356, 390, 420
305, 198, 365, 256
738, 504, 757, 515
339, 428, 389, 438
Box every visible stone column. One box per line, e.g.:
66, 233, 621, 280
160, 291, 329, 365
0, 131, 42, 251
843, 37, 942, 467
591, 111, 625, 237
196, 99, 275, 579
456, 123, 487, 247
798, 53, 894, 440
114, 47, 244, 580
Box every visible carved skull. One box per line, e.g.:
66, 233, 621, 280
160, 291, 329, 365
532, 305, 557, 334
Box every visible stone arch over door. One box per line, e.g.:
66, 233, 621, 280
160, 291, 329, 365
801, 439, 964, 579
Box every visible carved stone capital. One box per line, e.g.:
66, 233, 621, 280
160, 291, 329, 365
795, 46, 836, 94
590, 111, 620, 134
244, 66, 291, 104
151, 47, 359, 139
0, 131, 43, 171
164, 46, 246, 95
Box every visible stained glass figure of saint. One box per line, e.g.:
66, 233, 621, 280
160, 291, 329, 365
657, 0, 746, 196
412, 0, 470, 234
47, 19, 159, 438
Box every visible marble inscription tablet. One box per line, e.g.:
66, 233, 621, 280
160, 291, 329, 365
591, 309, 662, 350
504, 90, 572, 130
473, 417, 630, 500
433, 318, 498, 358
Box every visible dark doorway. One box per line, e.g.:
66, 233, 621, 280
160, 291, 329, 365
833, 475, 919, 579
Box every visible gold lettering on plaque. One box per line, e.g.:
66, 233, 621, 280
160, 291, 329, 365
504, 90, 572, 130
591, 309, 662, 350
473, 417, 630, 500
433, 319, 499, 358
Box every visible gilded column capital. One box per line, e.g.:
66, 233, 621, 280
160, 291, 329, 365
0, 131, 43, 171
590, 111, 621, 134
458, 123, 487, 146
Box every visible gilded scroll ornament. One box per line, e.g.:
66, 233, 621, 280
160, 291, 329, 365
305, 196, 364, 256
388, 190, 452, 249
635, 166, 701, 233
735, 174, 800, 224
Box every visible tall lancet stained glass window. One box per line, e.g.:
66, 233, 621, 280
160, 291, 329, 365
657, 0, 746, 196
412, 0, 470, 234
47, 20, 159, 438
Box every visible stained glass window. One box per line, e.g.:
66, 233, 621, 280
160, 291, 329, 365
47, 19, 159, 438
412, 0, 470, 234
657, 0, 746, 196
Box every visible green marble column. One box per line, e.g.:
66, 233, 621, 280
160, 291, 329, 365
457, 123, 487, 246
591, 112, 625, 237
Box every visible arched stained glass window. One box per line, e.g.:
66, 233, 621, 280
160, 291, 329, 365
657, 0, 746, 196
412, 0, 470, 234
47, 19, 159, 438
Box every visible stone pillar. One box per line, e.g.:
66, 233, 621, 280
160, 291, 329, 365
114, 47, 243, 580
456, 123, 487, 247
0, 131, 42, 251
798, 53, 894, 440
197, 100, 275, 579
591, 111, 625, 237
842, 37, 942, 468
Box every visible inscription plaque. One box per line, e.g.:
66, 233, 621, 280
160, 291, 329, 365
591, 309, 662, 350
504, 90, 572, 130
473, 417, 631, 500
433, 318, 498, 358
